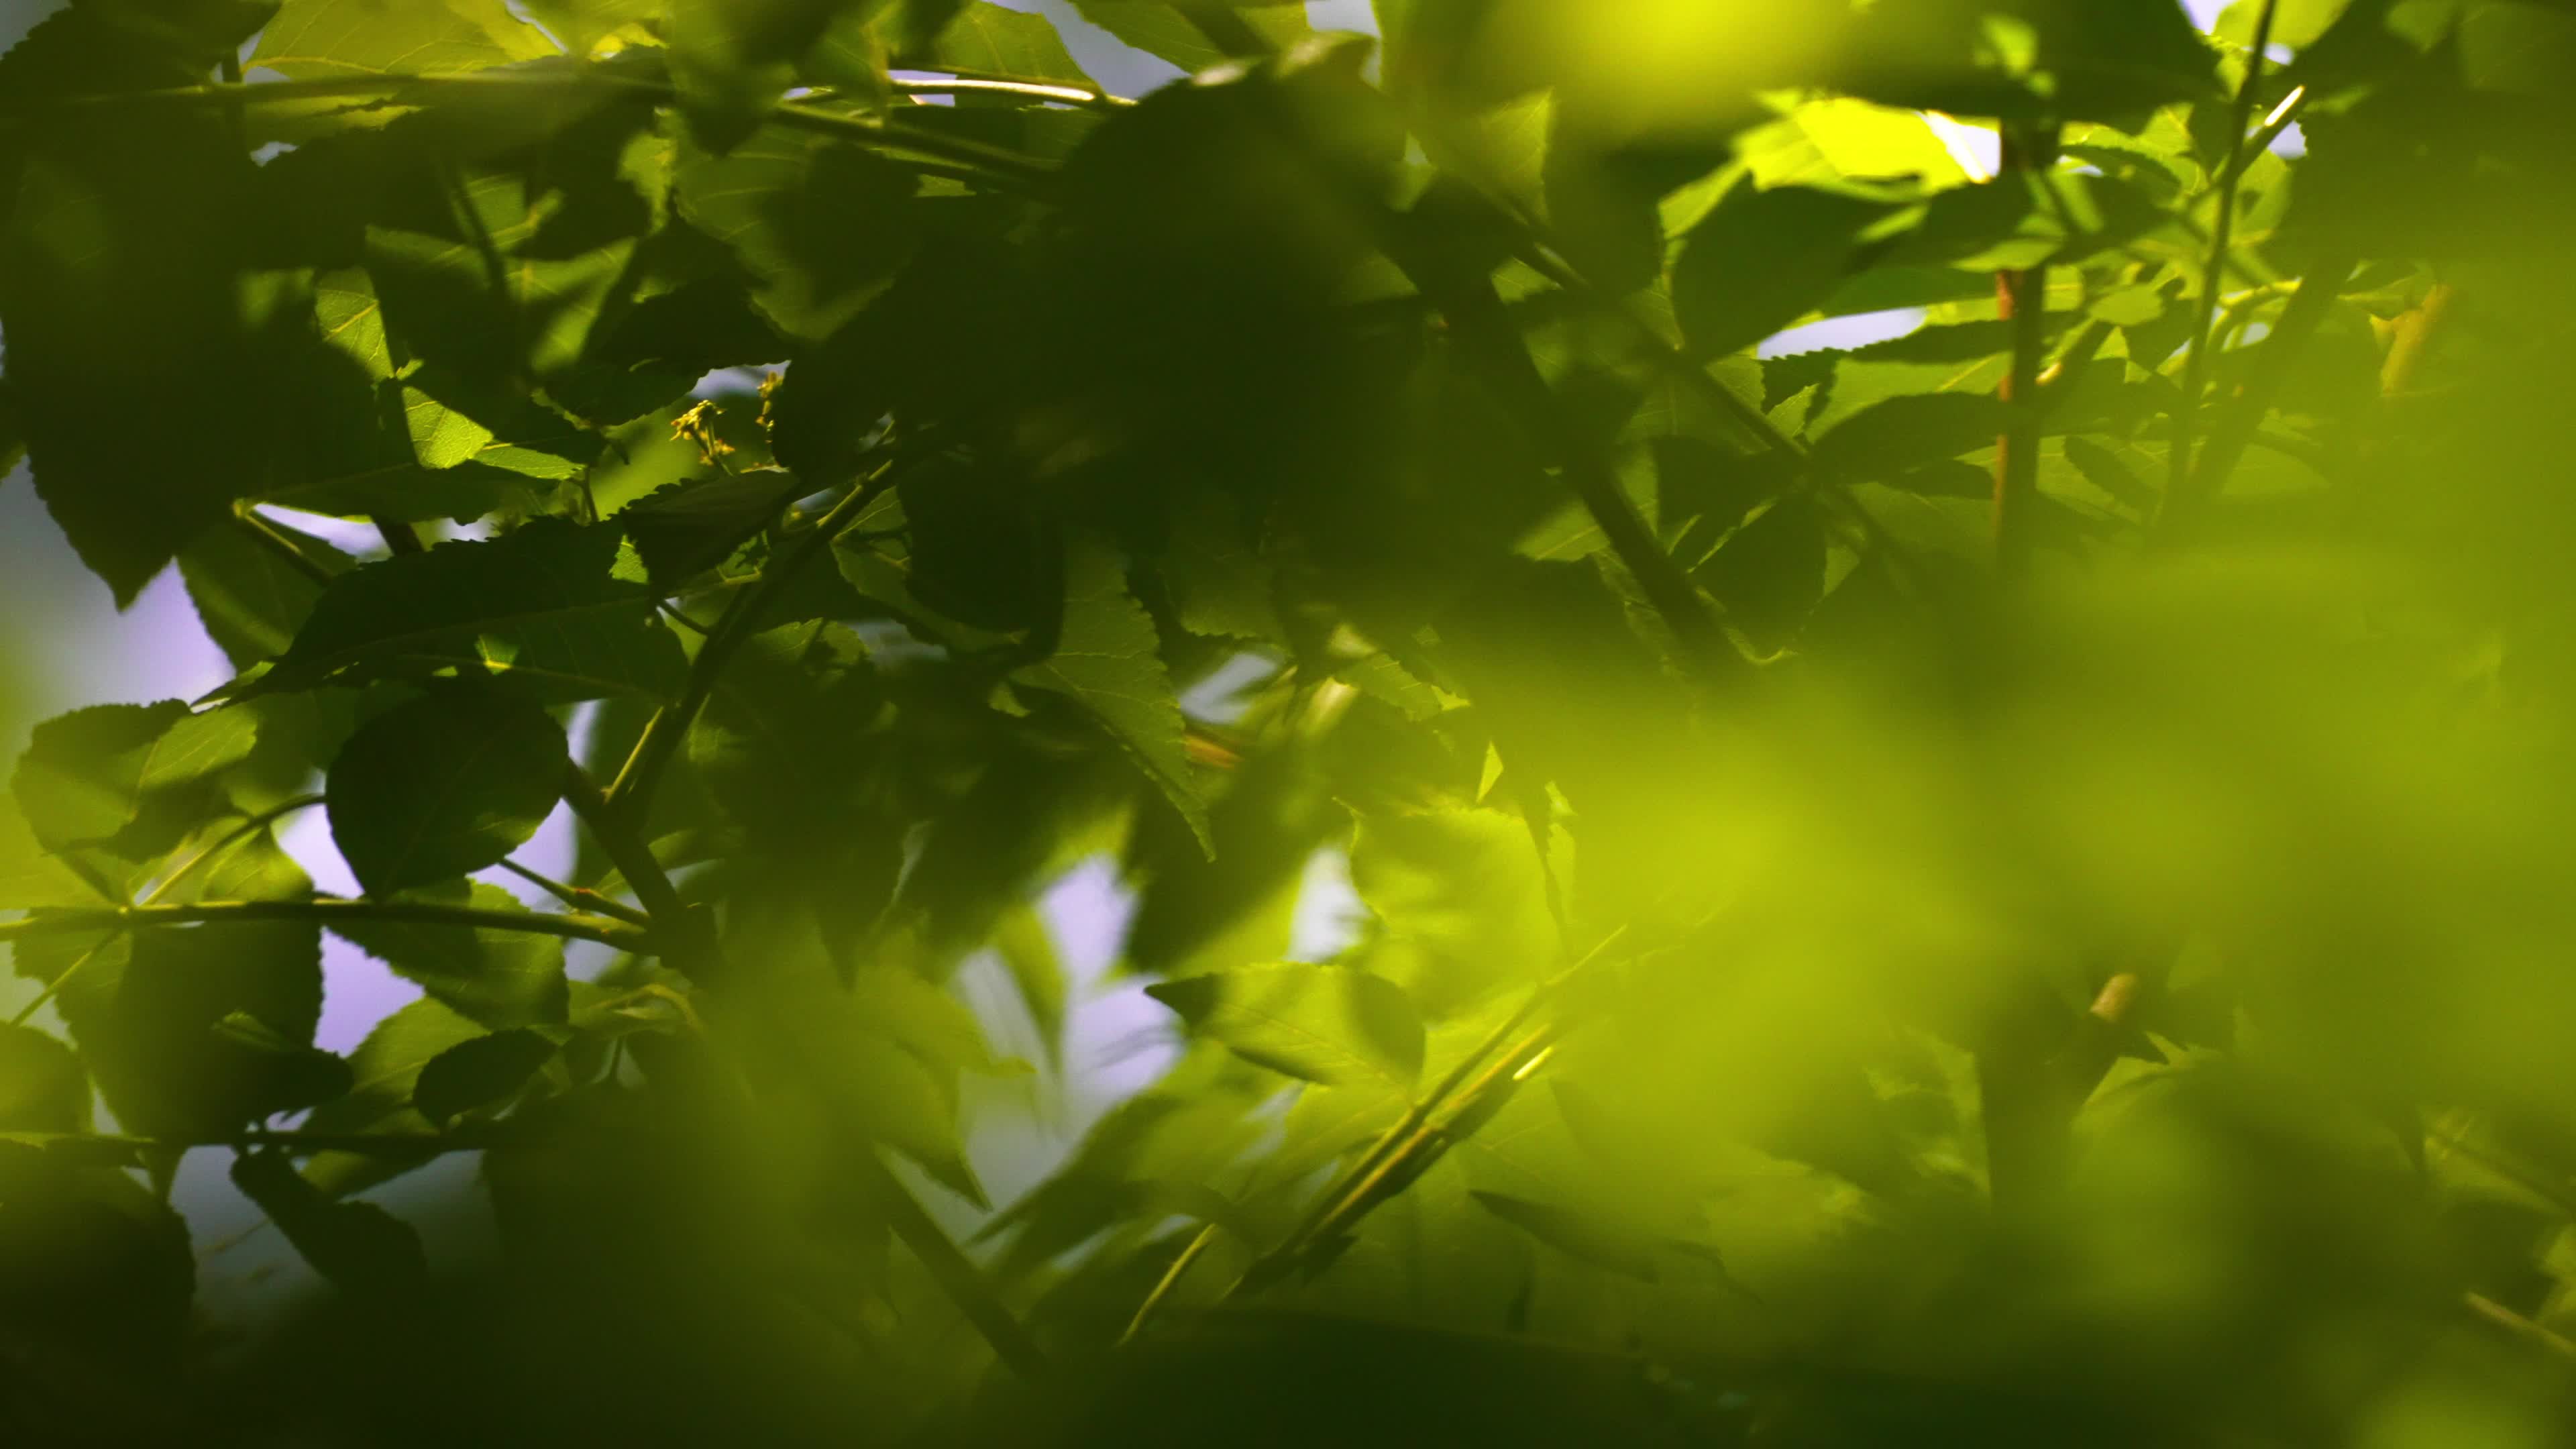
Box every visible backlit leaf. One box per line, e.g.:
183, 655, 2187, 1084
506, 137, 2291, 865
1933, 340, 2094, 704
325, 880, 572, 1028
299, 996, 490, 1195
250, 0, 558, 79
1014, 539, 1212, 855
11, 702, 260, 863
229, 1150, 428, 1295
1145, 963, 1425, 1087
1467, 1189, 1667, 1283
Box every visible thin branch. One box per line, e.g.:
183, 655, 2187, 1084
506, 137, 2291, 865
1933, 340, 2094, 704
864, 1152, 1051, 1377
922, 64, 1133, 105
2163, 255, 2359, 534
2165, 0, 2286, 515
1223, 928, 1628, 1303
148, 795, 326, 906
2466, 1291, 2576, 1363
2379, 282, 2458, 397
603, 472, 896, 822
1417, 266, 1740, 686
14, 794, 325, 1025
2240, 86, 2311, 181
1120, 1223, 1223, 1346
890, 76, 1123, 108
557, 763, 690, 937
495, 857, 653, 928
0, 898, 653, 953
231, 510, 338, 589
1233, 1022, 1563, 1301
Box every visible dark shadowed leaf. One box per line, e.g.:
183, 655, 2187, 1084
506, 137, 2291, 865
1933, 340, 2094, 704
327, 686, 567, 895
413, 1028, 559, 1126
0, 1025, 86, 1134
177, 518, 355, 669
675, 125, 925, 341
621, 471, 800, 587
255, 519, 688, 702
54, 916, 327, 1140
229, 1150, 429, 1295
1672, 182, 1904, 360
0, 4, 277, 602
1809, 392, 2014, 481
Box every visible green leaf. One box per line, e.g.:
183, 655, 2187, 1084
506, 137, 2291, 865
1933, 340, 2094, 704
0, 4, 278, 603
0, 1025, 86, 1134
991, 904, 1067, 1068
521, 0, 664, 56
1466, 1190, 1667, 1283
2061, 434, 2160, 515
254, 519, 689, 702
1834, 0, 2218, 123
668, 0, 885, 150
1014, 539, 1212, 855
298, 996, 490, 1196
0, 800, 107, 910
356, 103, 665, 397
1809, 393, 2013, 482
2088, 283, 2170, 328
814, 1019, 991, 1207
1697, 496, 1827, 649
1144, 964, 1425, 1087
325, 881, 571, 1029
208, 1011, 358, 1114
0, 1146, 196, 1397
674, 126, 924, 341
1067, 1, 1309, 73
895, 1, 1094, 85
228, 1150, 428, 1295
55, 916, 328, 1140
2220, 0, 2353, 50
250, 0, 558, 80
1671, 182, 1906, 360
401, 370, 598, 480
326, 686, 568, 896
177, 519, 355, 669
11, 702, 260, 862
411, 1028, 558, 1126
1349, 808, 1557, 1020
621, 471, 800, 587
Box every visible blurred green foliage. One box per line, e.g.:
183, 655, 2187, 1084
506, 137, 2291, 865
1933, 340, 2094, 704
3, 0, 2576, 1444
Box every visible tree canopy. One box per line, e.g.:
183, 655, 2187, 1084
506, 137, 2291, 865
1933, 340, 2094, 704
5, 1, 2576, 1444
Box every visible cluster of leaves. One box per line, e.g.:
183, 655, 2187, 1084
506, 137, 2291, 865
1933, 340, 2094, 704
3, 0, 2576, 1444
